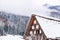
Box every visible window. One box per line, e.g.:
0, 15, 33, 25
36, 25, 39, 29
34, 20, 36, 24
32, 25, 35, 29
39, 30, 42, 34
30, 31, 33, 35
34, 31, 36, 34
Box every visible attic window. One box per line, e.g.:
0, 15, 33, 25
30, 31, 33, 35
36, 25, 39, 29
34, 20, 36, 24
34, 31, 36, 34
39, 30, 42, 34
32, 25, 35, 29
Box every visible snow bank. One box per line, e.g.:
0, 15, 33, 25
0, 34, 24, 40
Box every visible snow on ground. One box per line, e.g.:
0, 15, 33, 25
0, 34, 24, 40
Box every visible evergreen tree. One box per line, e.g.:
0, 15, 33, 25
4, 24, 8, 33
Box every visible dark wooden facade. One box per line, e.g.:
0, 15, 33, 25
24, 14, 47, 40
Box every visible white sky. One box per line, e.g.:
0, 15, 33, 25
0, 0, 60, 38
0, 0, 60, 16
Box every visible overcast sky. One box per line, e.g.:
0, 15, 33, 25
0, 0, 60, 16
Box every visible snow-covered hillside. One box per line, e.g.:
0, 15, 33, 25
0, 12, 29, 36
44, 4, 60, 19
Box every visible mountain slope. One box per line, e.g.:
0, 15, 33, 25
0, 11, 29, 36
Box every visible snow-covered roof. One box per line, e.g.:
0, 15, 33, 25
36, 15, 60, 38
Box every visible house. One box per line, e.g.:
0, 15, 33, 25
23, 14, 60, 40
24, 14, 47, 40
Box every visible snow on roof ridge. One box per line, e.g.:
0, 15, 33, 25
35, 14, 60, 22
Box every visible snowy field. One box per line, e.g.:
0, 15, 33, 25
0, 34, 24, 40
